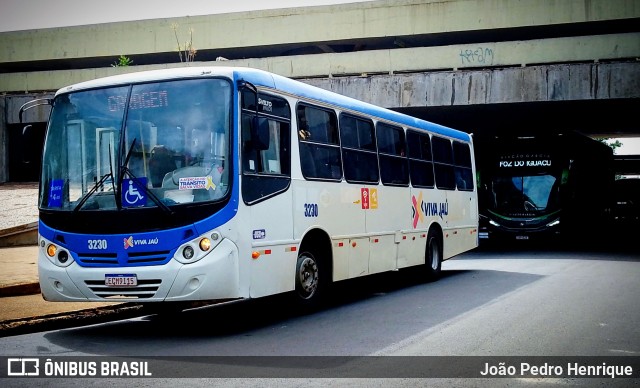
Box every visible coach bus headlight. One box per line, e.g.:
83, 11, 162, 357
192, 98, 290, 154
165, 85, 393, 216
58, 250, 69, 264
42, 238, 74, 267
546, 219, 560, 228
489, 219, 500, 227
182, 246, 195, 260
174, 231, 224, 264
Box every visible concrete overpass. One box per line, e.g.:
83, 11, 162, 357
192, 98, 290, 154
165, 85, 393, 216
1, 0, 639, 182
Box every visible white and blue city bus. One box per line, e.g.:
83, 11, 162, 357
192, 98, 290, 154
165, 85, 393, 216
37, 67, 478, 308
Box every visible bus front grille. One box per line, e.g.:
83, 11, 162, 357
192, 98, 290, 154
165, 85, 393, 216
76, 251, 172, 267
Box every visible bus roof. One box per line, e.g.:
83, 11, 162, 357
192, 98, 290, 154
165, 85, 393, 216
55, 66, 471, 142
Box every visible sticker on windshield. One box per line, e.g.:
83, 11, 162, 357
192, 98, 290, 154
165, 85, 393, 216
122, 177, 147, 207
178, 176, 216, 191
48, 179, 64, 208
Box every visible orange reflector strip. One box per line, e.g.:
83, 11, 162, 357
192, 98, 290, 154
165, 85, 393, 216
285, 246, 297, 252
252, 251, 260, 259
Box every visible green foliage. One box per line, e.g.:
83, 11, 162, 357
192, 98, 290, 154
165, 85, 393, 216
111, 55, 133, 67
597, 138, 623, 152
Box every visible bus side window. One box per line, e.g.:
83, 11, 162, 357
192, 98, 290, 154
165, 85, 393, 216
407, 130, 435, 188
432, 136, 455, 190
377, 122, 408, 186
297, 104, 341, 181
453, 141, 474, 191
339, 114, 379, 184
241, 114, 258, 172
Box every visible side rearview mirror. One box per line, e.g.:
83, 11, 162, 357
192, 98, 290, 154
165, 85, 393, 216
22, 125, 33, 164
251, 116, 270, 151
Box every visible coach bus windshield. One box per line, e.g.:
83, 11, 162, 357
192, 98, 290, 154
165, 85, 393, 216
39, 78, 232, 211
489, 173, 559, 216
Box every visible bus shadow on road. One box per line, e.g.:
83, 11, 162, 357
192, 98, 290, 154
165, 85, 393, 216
43, 267, 543, 357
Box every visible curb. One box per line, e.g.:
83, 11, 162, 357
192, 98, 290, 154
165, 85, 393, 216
0, 282, 41, 297
0, 222, 39, 247
0, 222, 38, 237
0, 303, 144, 338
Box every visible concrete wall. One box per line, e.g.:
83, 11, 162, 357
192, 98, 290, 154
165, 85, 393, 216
1, 33, 638, 93
301, 62, 640, 108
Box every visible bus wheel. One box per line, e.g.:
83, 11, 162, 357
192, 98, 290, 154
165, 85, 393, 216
295, 252, 322, 306
424, 231, 442, 280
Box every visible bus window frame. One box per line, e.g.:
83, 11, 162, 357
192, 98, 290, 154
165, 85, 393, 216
376, 121, 409, 187
432, 135, 456, 191
338, 112, 380, 185
453, 140, 475, 192
296, 102, 342, 182
407, 129, 436, 189
240, 89, 292, 205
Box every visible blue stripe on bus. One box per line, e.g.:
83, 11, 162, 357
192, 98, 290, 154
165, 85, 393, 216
233, 68, 471, 142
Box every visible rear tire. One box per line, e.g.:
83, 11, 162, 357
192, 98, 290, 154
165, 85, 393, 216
294, 251, 324, 309
424, 231, 442, 280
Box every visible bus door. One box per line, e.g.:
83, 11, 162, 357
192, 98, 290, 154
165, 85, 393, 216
241, 90, 295, 298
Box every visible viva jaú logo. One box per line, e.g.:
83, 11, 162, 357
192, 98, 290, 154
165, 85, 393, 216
123, 236, 134, 249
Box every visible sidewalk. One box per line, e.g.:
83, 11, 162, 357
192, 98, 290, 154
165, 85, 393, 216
0, 183, 134, 336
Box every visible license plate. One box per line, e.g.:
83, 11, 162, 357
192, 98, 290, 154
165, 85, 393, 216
515, 235, 529, 240
105, 274, 137, 287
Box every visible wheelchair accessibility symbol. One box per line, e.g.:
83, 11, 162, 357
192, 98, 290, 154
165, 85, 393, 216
122, 178, 147, 207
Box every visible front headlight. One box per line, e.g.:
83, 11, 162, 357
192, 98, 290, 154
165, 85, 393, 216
174, 231, 223, 264
41, 236, 74, 268
546, 219, 560, 227
489, 219, 500, 227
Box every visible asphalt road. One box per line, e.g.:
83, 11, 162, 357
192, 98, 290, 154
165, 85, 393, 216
1, 247, 638, 387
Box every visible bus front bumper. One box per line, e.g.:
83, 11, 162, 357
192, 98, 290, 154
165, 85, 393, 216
479, 218, 561, 242
38, 239, 241, 303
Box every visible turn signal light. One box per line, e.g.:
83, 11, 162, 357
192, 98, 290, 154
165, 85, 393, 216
47, 244, 57, 257
199, 238, 211, 251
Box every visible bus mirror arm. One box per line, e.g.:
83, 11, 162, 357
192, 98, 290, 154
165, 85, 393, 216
18, 98, 52, 124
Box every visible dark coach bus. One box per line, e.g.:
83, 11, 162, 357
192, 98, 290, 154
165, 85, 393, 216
475, 131, 613, 244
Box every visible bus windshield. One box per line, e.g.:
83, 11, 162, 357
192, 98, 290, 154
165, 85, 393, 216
489, 173, 559, 216
39, 78, 232, 211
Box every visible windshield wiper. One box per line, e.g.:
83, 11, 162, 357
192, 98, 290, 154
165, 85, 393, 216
73, 172, 114, 212
73, 146, 117, 212
117, 139, 173, 215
